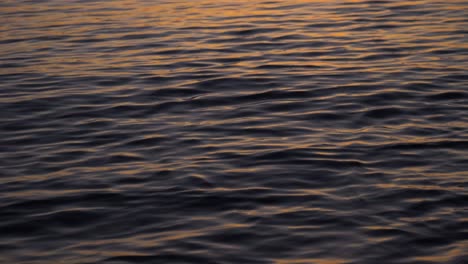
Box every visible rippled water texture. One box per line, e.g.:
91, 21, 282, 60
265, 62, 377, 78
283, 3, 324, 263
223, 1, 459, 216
1, 0, 468, 263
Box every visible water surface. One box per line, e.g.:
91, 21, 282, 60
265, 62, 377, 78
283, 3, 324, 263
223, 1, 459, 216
1, 0, 468, 263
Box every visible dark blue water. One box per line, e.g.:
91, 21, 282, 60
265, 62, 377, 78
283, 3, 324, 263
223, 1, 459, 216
1, 0, 467, 263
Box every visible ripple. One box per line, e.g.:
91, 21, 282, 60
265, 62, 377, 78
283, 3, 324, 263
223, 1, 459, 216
1, 0, 467, 263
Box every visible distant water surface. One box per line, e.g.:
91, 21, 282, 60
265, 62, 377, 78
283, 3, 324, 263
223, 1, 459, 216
1, 0, 467, 263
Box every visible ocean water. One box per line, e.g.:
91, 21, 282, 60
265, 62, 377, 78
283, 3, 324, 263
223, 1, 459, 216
1, 0, 467, 263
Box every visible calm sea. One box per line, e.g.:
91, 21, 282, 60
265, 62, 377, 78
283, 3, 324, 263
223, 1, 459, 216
1, 0, 467, 263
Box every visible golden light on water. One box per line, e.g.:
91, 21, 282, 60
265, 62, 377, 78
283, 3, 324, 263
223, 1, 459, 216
1, 0, 467, 263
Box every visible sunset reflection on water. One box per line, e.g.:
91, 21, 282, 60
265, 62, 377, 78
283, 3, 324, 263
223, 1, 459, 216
1, 0, 467, 263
